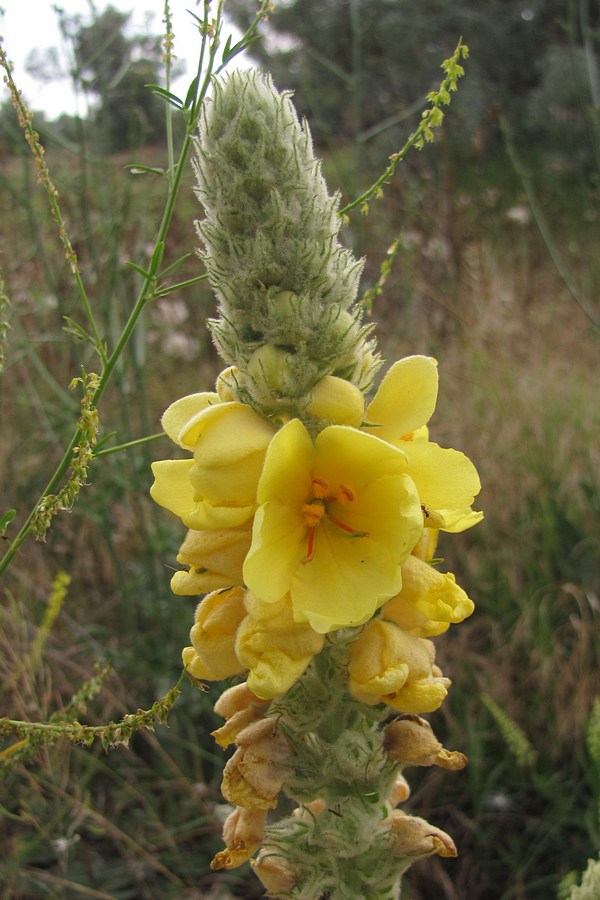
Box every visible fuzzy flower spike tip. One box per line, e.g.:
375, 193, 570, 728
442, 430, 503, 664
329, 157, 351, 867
150, 70, 482, 899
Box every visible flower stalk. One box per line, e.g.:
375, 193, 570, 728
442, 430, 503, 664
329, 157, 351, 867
151, 65, 479, 898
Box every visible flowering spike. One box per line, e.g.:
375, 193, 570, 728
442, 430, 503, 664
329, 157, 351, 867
193, 71, 380, 420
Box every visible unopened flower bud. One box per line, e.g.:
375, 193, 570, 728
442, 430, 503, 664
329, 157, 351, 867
216, 365, 241, 401
246, 344, 291, 395
305, 375, 365, 426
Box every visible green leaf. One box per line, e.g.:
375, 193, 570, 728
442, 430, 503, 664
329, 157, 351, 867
222, 34, 260, 66
125, 164, 166, 177
184, 75, 200, 110
125, 261, 151, 278
145, 83, 184, 109
148, 241, 165, 278
63, 317, 97, 347
0, 509, 16, 536
158, 253, 193, 278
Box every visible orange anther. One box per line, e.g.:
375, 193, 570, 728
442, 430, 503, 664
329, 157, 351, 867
311, 477, 329, 499
336, 484, 355, 503
301, 502, 325, 528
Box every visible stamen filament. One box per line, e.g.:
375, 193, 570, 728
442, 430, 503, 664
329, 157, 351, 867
328, 513, 369, 538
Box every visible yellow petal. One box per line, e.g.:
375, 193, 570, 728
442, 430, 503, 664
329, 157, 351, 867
315, 424, 410, 492
236, 594, 325, 698
384, 554, 474, 628
349, 621, 449, 714
161, 392, 219, 447
365, 356, 438, 441
403, 441, 481, 511
182, 401, 274, 455
150, 459, 195, 519
255, 418, 315, 507
432, 508, 484, 533
291, 517, 403, 632
243, 502, 308, 604
187, 587, 248, 680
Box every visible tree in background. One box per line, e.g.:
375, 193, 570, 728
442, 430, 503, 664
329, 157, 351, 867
26, 5, 168, 152
227, 0, 596, 176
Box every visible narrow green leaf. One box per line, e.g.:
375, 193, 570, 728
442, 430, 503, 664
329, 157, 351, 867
145, 83, 184, 109
223, 34, 260, 65
184, 75, 200, 110
63, 316, 97, 346
0, 509, 16, 535
158, 253, 193, 278
148, 241, 165, 278
125, 164, 166, 177
125, 261, 151, 278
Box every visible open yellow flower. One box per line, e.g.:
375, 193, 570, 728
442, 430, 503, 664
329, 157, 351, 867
150, 391, 276, 530
363, 356, 483, 533
243, 419, 423, 633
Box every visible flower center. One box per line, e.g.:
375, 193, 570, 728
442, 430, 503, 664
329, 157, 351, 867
301, 477, 369, 564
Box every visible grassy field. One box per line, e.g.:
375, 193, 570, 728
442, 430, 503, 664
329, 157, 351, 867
0, 113, 599, 900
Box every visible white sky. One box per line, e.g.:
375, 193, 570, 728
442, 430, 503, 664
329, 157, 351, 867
1, 0, 247, 119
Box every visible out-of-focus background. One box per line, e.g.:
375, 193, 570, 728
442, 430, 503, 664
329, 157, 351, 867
0, 2, 598, 898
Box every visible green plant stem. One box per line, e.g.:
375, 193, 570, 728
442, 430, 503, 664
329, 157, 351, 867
92, 432, 165, 458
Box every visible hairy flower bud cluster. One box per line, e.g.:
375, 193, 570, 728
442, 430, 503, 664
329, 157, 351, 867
193, 71, 379, 422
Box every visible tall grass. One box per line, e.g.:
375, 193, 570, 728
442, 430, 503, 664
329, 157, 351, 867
1, 6, 599, 899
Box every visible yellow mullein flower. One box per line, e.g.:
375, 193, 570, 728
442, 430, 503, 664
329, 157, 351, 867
150, 391, 276, 530
182, 586, 247, 681
363, 356, 483, 533
243, 418, 423, 633
170, 525, 252, 595
382, 553, 474, 638
235, 592, 325, 699
348, 619, 450, 714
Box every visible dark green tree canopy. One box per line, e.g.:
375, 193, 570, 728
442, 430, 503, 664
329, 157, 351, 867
227, 0, 595, 168
70, 5, 166, 152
